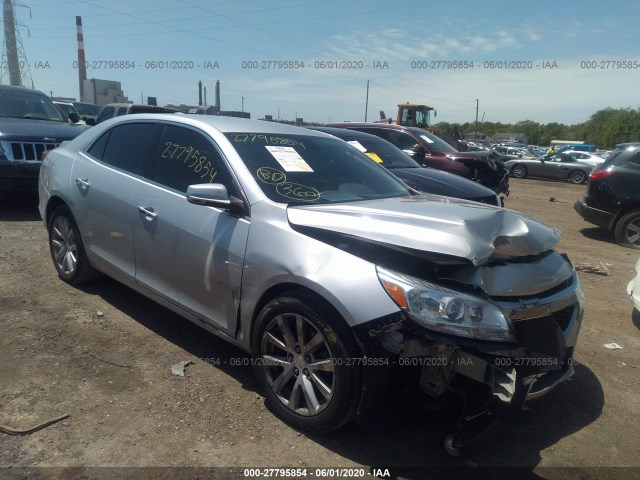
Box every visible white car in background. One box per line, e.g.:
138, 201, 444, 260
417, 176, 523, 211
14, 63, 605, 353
563, 150, 606, 166
629, 257, 640, 312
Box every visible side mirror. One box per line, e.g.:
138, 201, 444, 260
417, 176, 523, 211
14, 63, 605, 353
403, 144, 427, 157
69, 112, 81, 123
85, 117, 96, 126
186, 184, 246, 215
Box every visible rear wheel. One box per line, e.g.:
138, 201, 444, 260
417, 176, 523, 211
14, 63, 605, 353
510, 164, 527, 178
48, 206, 98, 284
251, 294, 362, 433
568, 169, 587, 184
614, 210, 640, 249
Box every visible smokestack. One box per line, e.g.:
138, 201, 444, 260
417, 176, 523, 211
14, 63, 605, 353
3, 0, 21, 86
198, 80, 202, 106
203, 86, 207, 106
215, 80, 221, 111
76, 16, 87, 101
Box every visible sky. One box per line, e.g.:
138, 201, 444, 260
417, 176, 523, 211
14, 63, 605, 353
2, 0, 640, 125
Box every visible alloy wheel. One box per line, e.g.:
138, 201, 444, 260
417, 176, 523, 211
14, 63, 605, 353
624, 218, 640, 247
50, 215, 78, 276
260, 313, 335, 416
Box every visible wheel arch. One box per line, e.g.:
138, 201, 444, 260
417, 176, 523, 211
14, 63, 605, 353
612, 202, 640, 231
247, 283, 358, 353
45, 196, 71, 226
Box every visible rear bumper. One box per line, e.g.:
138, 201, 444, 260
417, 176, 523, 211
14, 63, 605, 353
574, 199, 615, 230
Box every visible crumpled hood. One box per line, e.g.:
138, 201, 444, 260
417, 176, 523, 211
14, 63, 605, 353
287, 195, 561, 266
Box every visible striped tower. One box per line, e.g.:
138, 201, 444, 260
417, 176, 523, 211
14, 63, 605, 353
76, 16, 87, 101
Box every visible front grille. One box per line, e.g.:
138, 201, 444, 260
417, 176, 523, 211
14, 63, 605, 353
512, 305, 576, 334
7, 141, 58, 161
552, 306, 574, 332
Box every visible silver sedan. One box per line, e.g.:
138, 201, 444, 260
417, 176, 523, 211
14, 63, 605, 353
38, 114, 583, 444
505, 152, 594, 184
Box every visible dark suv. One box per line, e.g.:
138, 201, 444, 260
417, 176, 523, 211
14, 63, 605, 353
0, 85, 85, 191
326, 122, 509, 197
574, 143, 640, 249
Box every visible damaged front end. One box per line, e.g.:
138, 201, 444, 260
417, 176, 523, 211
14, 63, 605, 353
287, 197, 583, 442
353, 249, 583, 442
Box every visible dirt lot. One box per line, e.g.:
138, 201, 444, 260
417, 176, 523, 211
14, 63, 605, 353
1, 178, 639, 480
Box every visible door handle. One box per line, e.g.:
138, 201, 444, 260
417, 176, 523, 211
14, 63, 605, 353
76, 177, 90, 189
137, 206, 157, 220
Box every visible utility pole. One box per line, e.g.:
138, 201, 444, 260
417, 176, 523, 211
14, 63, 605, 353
241, 96, 244, 113
1, 0, 34, 87
3, 0, 21, 85
475, 99, 479, 142
364, 80, 370, 122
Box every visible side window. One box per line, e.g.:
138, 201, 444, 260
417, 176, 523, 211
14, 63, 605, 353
116, 107, 128, 116
384, 130, 420, 150
154, 125, 236, 195
86, 131, 111, 160
101, 123, 163, 176
628, 151, 640, 167
96, 106, 114, 123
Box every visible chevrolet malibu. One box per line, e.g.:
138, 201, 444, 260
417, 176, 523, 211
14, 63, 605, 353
39, 115, 583, 450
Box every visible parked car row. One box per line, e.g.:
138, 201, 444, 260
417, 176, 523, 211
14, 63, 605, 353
325, 122, 510, 199
38, 114, 583, 454
310, 127, 501, 206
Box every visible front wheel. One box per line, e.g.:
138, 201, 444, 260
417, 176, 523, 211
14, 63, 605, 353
251, 294, 362, 433
614, 210, 640, 249
568, 169, 587, 184
48, 206, 98, 284
510, 164, 527, 179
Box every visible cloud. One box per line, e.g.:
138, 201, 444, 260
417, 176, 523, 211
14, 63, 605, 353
322, 27, 521, 61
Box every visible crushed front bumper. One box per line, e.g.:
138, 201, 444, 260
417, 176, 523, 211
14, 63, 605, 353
355, 269, 583, 420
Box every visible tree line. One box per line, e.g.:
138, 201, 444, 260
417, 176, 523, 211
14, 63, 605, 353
434, 107, 640, 149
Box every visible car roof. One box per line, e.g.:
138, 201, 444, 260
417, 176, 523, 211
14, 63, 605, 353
327, 122, 409, 131
94, 113, 331, 136
0, 84, 48, 96
310, 126, 388, 140
614, 142, 640, 149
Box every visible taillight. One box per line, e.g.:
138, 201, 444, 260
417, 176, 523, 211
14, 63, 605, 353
589, 168, 615, 181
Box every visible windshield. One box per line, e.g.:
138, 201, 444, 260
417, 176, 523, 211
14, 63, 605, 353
343, 137, 420, 169
0, 90, 65, 122
54, 103, 75, 117
407, 128, 458, 153
72, 102, 100, 116
226, 133, 411, 204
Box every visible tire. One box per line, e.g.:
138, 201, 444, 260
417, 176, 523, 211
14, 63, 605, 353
251, 294, 362, 433
48, 206, 98, 284
614, 209, 640, 249
510, 164, 527, 179
568, 169, 587, 184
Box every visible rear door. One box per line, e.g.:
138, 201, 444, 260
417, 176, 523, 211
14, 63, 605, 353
71, 122, 162, 279
132, 123, 249, 333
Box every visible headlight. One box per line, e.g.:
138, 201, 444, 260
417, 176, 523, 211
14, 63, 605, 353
377, 266, 516, 342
